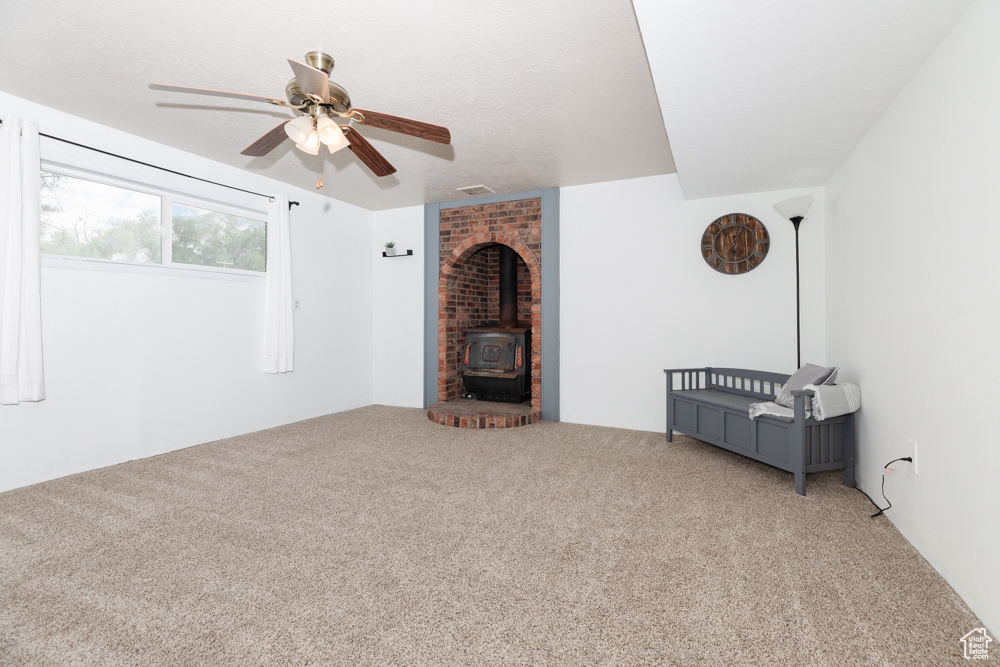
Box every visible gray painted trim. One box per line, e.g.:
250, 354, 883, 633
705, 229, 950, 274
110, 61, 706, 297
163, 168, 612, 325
423, 202, 441, 409
541, 188, 560, 421
422, 189, 560, 419
437, 190, 545, 210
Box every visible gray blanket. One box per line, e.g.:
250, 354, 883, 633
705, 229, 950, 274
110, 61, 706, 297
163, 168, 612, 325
750, 383, 861, 421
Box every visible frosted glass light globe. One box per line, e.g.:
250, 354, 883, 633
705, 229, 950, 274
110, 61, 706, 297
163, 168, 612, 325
284, 115, 315, 145
295, 130, 321, 155
317, 116, 349, 154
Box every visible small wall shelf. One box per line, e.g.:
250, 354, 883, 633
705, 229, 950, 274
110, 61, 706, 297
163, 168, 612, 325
382, 250, 414, 257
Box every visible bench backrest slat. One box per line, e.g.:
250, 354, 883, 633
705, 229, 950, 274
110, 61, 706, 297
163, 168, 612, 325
707, 367, 790, 400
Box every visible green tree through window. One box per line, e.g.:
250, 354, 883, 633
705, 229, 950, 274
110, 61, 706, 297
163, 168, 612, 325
40, 172, 161, 263
171, 204, 266, 272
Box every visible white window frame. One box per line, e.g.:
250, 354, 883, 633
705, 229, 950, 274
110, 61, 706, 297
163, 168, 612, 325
39, 136, 269, 282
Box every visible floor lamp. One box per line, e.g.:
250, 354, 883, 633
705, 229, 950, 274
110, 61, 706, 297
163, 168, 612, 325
773, 195, 814, 369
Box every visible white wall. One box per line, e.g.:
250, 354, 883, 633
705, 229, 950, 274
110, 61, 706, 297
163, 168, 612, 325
824, 0, 999, 632
372, 205, 424, 408
560, 174, 825, 432
0, 91, 374, 492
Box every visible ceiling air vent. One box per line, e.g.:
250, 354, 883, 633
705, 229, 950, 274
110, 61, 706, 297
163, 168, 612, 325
456, 185, 496, 197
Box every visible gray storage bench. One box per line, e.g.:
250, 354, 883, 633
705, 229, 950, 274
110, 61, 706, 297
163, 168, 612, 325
664, 367, 856, 496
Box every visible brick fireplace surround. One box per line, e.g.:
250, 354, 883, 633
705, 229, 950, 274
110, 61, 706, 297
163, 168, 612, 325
429, 198, 543, 428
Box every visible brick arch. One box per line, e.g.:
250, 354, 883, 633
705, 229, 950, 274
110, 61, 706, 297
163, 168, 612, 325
438, 232, 542, 411
440, 233, 540, 285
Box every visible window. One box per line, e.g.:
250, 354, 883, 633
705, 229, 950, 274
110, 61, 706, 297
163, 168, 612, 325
171, 203, 266, 272
39, 169, 266, 274
40, 172, 162, 264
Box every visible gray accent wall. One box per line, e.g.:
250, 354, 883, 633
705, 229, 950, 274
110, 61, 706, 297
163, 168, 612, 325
423, 202, 441, 410
423, 190, 560, 420
540, 188, 559, 421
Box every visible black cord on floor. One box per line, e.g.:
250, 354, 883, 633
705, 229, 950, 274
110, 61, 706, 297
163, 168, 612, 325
864, 457, 912, 518
857, 486, 884, 515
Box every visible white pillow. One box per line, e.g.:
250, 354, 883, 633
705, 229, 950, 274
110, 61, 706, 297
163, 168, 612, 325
775, 364, 839, 408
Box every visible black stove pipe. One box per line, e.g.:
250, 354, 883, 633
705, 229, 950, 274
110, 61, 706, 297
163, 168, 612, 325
499, 245, 518, 328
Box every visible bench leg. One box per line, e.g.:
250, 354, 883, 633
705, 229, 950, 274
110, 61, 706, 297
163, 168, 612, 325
665, 387, 673, 442
843, 414, 857, 488
790, 412, 806, 496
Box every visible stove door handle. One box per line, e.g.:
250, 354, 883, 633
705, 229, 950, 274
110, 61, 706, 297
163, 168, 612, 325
464, 344, 471, 365
515, 345, 523, 369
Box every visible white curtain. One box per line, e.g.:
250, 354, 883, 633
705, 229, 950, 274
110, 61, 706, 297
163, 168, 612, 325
263, 194, 294, 373
0, 114, 45, 404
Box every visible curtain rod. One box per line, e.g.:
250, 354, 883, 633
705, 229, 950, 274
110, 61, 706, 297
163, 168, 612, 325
1, 119, 299, 210
39, 132, 300, 210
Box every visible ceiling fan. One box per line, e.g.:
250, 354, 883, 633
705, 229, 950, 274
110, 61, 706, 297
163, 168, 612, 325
149, 51, 451, 180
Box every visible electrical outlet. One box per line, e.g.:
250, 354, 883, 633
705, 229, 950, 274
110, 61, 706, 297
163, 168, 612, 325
907, 438, 919, 475
294, 299, 301, 310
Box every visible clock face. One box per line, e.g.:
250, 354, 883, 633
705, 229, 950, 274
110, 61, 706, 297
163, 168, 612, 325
701, 213, 769, 275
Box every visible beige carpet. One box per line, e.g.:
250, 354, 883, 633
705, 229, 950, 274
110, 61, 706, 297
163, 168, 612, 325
0, 405, 983, 665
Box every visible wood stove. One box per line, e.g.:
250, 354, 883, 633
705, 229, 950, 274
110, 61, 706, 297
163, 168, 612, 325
459, 245, 531, 403
460, 327, 531, 403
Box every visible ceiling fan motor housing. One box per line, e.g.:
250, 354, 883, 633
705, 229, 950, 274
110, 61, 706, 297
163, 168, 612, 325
285, 79, 352, 114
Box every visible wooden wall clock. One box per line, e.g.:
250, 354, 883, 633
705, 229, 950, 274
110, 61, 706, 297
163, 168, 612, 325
701, 213, 769, 275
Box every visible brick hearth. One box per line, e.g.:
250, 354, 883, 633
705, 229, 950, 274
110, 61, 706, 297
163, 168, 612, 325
427, 399, 542, 429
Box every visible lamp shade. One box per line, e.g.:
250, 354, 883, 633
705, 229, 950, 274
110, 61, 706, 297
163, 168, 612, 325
294, 142, 320, 156
316, 116, 349, 154
295, 129, 321, 155
284, 115, 315, 145
773, 195, 814, 222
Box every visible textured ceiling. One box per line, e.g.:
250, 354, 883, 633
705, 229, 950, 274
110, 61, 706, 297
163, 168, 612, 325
0, 0, 674, 211
632, 0, 974, 200
0, 1, 976, 209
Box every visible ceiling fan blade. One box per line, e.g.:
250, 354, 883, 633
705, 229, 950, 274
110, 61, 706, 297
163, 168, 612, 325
240, 120, 291, 157
149, 83, 287, 106
351, 109, 451, 144
346, 129, 396, 177
287, 59, 329, 101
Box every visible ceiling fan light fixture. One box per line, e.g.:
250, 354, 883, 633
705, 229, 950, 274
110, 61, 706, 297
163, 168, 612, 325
295, 130, 321, 155
303, 129, 320, 149
315, 114, 335, 134
294, 141, 320, 156
317, 115, 347, 149
318, 122, 349, 154
284, 115, 315, 144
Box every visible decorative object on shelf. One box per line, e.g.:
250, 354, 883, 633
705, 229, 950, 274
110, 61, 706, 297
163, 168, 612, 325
701, 213, 769, 275
384, 241, 396, 257
149, 51, 451, 181
773, 195, 814, 368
